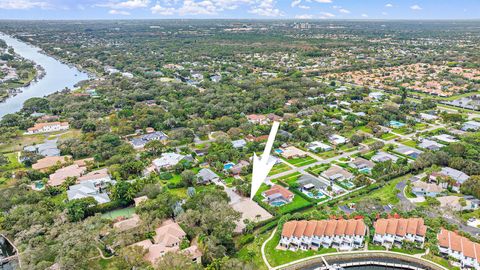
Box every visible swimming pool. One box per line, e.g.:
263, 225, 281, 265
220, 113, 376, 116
304, 191, 326, 199
34, 181, 45, 190
358, 168, 371, 174
223, 163, 234, 170
270, 200, 286, 207
275, 149, 283, 154
389, 120, 406, 128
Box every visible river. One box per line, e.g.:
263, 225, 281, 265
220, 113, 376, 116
0, 33, 89, 118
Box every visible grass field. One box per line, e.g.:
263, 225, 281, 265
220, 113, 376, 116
101, 207, 135, 220
283, 156, 317, 167
274, 172, 302, 185
380, 133, 398, 141
236, 232, 270, 270
0, 152, 23, 171
346, 174, 409, 205
307, 164, 330, 176
399, 139, 418, 148
316, 150, 338, 159
269, 163, 292, 176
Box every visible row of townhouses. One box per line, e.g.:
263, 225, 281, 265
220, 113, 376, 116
438, 229, 480, 270
279, 219, 367, 251
373, 218, 427, 248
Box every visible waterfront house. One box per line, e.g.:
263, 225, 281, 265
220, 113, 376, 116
279, 219, 366, 251
373, 218, 427, 248
438, 229, 480, 269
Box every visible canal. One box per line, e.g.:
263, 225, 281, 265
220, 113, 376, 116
0, 32, 89, 118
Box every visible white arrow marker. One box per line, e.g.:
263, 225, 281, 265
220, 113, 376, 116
250, 121, 280, 200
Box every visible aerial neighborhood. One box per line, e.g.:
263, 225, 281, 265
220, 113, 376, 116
1, 18, 480, 270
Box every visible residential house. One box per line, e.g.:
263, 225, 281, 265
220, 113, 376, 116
418, 139, 444, 151
196, 168, 220, 184
438, 229, 480, 270
229, 160, 249, 175
67, 180, 111, 204
246, 114, 268, 124
262, 185, 294, 206
328, 134, 347, 145
432, 134, 458, 144
32, 155, 72, 172
26, 121, 69, 134
231, 139, 247, 149
373, 218, 427, 248
113, 214, 141, 232
281, 146, 307, 159
371, 151, 399, 163
307, 141, 332, 152
153, 153, 186, 170
411, 181, 443, 197
23, 139, 60, 157
77, 168, 113, 188
129, 131, 168, 149
369, 92, 384, 100
130, 219, 201, 265
462, 121, 480, 131
394, 145, 423, 159
437, 196, 480, 211
279, 219, 367, 251
419, 113, 438, 121
49, 164, 86, 186
430, 167, 469, 192
349, 157, 375, 171
267, 113, 282, 122
322, 166, 354, 182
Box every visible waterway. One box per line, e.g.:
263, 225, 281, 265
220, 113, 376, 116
0, 235, 17, 270
0, 33, 89, 118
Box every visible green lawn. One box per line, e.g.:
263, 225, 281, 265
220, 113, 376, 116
283, 156, 317, 167
399, 139, 418, 148
359, 126, 373, 134
390, 247, 425, 255
380, 133, 399, 140
363, 138, 376, 145
101, 207, 135, 220
235, 232, 269, 270
307, 164, 330, 176
346, 174, 409, 205
392, 127, 413, 135
0, 134, 45, 153
277, 195, 312, 214
265, 232, 336, 267
269, 163, 292, 176
316, 150, 338, 159
368, 244, 386, 250
274, 172, 302, 185
0, 152, 23, 171
422, 254, 461, 270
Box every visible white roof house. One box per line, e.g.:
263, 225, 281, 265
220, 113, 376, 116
153, 153, 186, 169
432, 134, 459, 143
231, 139, 247, 149
196, 168, 220, 184
329, 134, 347, 145
369, 92, 384, 100
462, 121, 480, 131
418, 139, 444, 151
371, 151, 399, 163
307, 141, 332, 152
67, 181, 111, 204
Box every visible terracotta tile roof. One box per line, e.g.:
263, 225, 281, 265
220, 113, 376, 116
27, 121, 69, 132
48, 164, 86, 186
438, 229, 480, 263
282, 219, 367, 238
77, 168, 109, 182
375, 218, 427, 237
32, 155, 72, 171
293, 220, 308, 238
264, 185, 294, 200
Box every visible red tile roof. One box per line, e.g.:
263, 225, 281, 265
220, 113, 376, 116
264, 185, 294, 200
281, 219, 366, 238
438, 229, 480, 263
374, 218, 427, 237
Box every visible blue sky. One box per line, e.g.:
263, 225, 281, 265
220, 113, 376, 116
0, 0, 479, 20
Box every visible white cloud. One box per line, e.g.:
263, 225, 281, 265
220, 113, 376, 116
291, 0, 301, 7
319, 11, 334, 18
312, 0, 332, 3
410, 4, 422, 10
298, 5, 309, 9
385, 3, 393, 8
295, 14, 313, 19
151, 3, 175, 15
361, 13, 368, 17
109, 9, 130, 15
249, 0, 283, 17
97, 0, 150, 9
178, 0, 217, 15
0, 0, 50, 9
339, 8, 350, 14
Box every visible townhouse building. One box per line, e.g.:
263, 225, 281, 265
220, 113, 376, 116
438, 229, 480, 270
279, 219, 366, 251
373, 218, 427, 248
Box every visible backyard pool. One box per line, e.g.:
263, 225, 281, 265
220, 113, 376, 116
389, 120, 406, 128
270, 200, 286, 207
340, 180, 355, 189
358, 168, 371, 174
275, 149, 284, 154
304, 190, 326, 199
223, 163, 234, 170
34, 181, 45, 190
